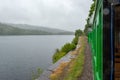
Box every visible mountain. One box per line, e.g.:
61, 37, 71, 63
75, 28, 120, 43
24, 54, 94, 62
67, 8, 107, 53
0, 22, 74, 35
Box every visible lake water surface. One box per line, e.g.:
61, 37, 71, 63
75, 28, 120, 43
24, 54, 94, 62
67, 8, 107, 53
0, 35, 74, 80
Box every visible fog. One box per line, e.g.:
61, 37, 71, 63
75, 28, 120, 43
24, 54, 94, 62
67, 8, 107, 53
0, 0, 92, 31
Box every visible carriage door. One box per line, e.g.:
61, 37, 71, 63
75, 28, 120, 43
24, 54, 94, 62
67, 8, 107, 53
115, 4, 120, 80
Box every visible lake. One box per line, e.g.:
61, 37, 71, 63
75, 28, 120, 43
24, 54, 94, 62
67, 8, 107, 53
0, 35, 74, 80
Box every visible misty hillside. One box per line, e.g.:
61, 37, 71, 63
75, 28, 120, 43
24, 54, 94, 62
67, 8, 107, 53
0, 23, 74, 35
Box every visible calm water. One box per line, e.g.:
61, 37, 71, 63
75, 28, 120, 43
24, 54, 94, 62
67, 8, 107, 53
0, 35, 74, 80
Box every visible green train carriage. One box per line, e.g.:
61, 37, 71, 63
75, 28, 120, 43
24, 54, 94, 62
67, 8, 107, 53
88, 0, 103, 80
88, 0, 120, 80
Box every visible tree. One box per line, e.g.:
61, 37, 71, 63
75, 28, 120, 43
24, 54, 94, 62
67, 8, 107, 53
84, 0, 96, 35
75, 29, 83, 37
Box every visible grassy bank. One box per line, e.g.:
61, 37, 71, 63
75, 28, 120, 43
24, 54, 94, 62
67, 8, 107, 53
52, 29, 83, 63
63, 37, 86, 80
52, 36, 78, 63
50, 36, 87, 80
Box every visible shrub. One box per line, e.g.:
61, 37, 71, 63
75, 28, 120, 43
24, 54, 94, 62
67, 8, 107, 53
75, 29, 83, 37
32, 67, 43, 80
61, 43, 76, 53
52, 51, 66, 63
72, 36, 79, 45
52, 43, 76, 63
52, 30, 83, 63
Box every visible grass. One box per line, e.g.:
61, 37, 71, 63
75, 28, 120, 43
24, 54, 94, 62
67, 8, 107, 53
50, 62, 69, 80
64, 47, 85, 80
52, 42, 76, 63
52, 51, 66, 63
32, 67, 43, 80
63, 36, 86, 80
72, 36, 79, 45
50, 36, 87, 80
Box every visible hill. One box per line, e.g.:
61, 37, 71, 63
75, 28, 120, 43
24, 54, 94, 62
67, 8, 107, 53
0, 23, 74, 35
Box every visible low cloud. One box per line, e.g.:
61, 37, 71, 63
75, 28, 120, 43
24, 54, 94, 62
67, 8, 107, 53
0, 0, 92, 31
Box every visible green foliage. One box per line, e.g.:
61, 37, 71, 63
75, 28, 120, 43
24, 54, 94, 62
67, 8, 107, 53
52, 43, 76, 63
52, 50, 66, 63
51, 37, 86, 80
72, 29, 83, 45
84, 24, 91, 35
75, 29, 83, 37
64, 47, 85, 80
55, 48, 60, 53
52, 29, 84, 63
63, 37, 86, 80
61, 43, 76, 53
37, 68, 43, 76
88, 2, 95, 17
84, 0, 96, 35
72, 36, 79, 45
32, 67, 43, 80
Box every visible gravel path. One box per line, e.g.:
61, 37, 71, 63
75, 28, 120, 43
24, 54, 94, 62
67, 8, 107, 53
78, 43, 93, 80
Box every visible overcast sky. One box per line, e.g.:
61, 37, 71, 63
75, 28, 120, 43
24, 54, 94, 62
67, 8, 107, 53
0, 0, 92, 31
